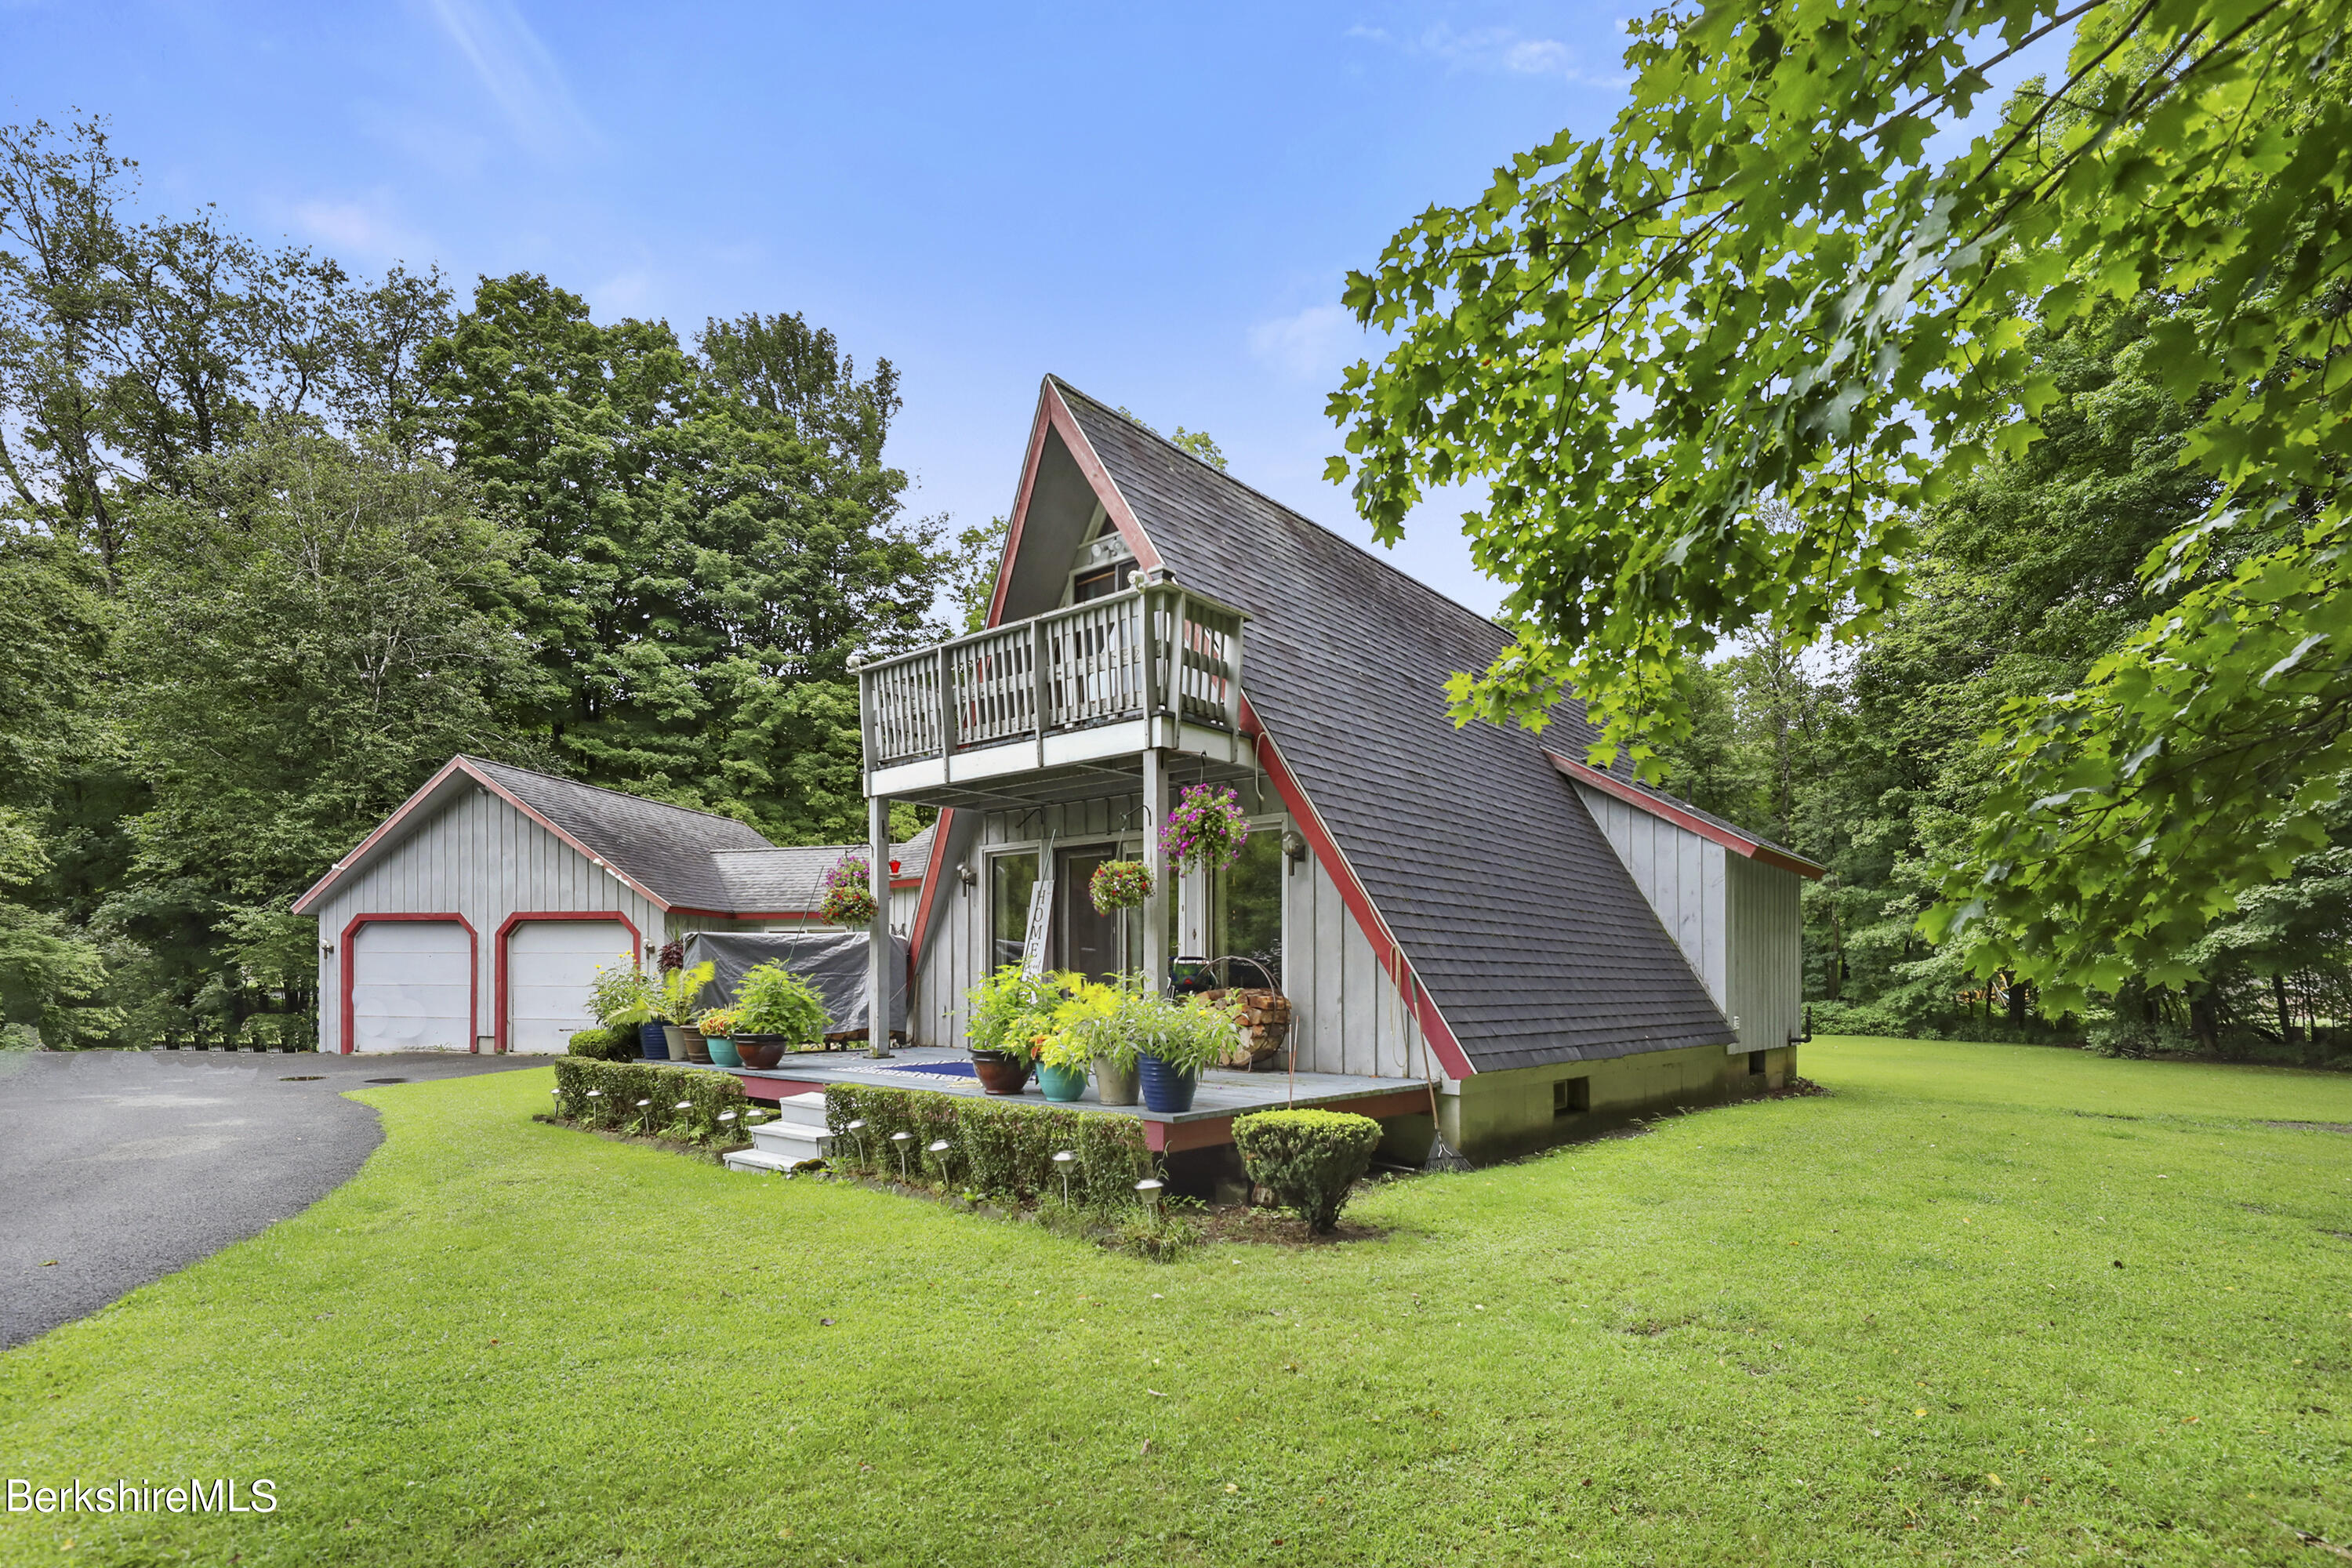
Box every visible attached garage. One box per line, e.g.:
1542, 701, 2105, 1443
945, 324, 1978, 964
502, 916, 633, 1054
347, 918, 475, 1052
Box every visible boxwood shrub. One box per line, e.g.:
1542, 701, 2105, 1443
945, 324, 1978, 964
1231, 1109, 1383, 1232
822, 1084, 1149, 1207
550, 1058, 752, 1148
567, 1025, 638, 1061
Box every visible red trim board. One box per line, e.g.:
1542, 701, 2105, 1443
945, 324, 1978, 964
493, 911, 643, 1054
1243, 700, 1477, 1080
337, 913, 479, 1056
1548, 753, 1826, 879
295, 757, 675, 916
984, 379, 1163, 627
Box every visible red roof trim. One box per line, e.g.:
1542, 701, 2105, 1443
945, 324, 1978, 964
1247, 699, 1476, 1080
986, 379, 1163, 626
1548, 753, 1825, 880
908, 806, 954, 972
293, 757, 677, 916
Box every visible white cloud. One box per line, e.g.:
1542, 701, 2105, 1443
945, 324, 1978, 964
1348, 21, 1628, 87
420, 0, 597, 156
1247, 302, 1359, 382
288, 192, 431, 263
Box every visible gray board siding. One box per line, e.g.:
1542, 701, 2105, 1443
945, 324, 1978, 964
911, 782, 1429, 1077
1051, 383, 1733, 1072
1575, 781, 1806, 1052
314, 789, 662, 1053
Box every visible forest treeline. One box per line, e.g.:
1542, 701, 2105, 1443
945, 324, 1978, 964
0, 118, 969, 1048
1658, 300, 2347, 1062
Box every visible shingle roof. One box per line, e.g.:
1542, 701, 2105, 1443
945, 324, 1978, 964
1052, 381, 1738, 1071
466, 757, 773, 909
710, 823, 933, 913
467, 758, 932, 914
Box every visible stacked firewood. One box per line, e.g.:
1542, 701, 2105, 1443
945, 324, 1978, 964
1206, 988, 1291, 1070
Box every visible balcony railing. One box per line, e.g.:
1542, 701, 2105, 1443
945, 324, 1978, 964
857, 583, 1247, 789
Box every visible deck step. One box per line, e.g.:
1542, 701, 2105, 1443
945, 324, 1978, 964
721, 1148, 801, 1175
750, 1124, 832, 1163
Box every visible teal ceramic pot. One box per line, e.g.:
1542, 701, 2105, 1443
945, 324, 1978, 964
1038, 1062, 1087, 1102
706, 1035, 742, 1068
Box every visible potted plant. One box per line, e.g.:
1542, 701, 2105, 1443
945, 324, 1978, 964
731, 960, 829, 1069
588, 956, 664, 1060
1134, 992, 1243, 1114
1036, 980, 1120, 1102
1161, 783, 1250, 873
699, 1007, 742, 1068
963, 964, 1072, 1094
655, 960, 717, 1063
818, 854, 877, 927
1089, 989, 1144, 1106
1088, 858, 1152, 914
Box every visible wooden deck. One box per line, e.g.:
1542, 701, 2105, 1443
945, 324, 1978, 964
689, 1047, 1432, 1152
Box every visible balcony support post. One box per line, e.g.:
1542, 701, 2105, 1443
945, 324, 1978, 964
866, 790, 894, 1059
1141, 745, 1168, 998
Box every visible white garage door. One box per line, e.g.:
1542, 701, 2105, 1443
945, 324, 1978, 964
506, 920, 629, 1054
350, 920, 471, 1052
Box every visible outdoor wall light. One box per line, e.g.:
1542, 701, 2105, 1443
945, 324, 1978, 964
1051, 1149, 1077, 1205
958, 862, 977, 887
1281, 829, 1307, 865
889, 1128, 915, 1181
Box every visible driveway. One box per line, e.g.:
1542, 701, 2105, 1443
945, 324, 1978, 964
0, 1048, 547, 1349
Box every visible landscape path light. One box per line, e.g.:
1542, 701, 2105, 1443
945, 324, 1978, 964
1136, 1177, 1165, 1226
844, 1117, 868, 1170
1052, 1149, 1077, 1206
927, 1137, 953, 1185
890, 1129, 915, 1183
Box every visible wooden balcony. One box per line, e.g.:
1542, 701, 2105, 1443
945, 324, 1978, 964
856, 581, 1250, 808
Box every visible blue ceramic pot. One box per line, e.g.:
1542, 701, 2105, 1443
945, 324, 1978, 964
1136, 1051, 1198, 1113
1037, 1062, 1087, 1102
638, 1022, 670, 1061
706, 1035, 742, 1068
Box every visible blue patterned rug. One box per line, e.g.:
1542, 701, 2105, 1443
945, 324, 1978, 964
873, 1062, 975, 1078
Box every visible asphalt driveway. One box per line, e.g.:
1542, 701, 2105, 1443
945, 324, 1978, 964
0, 1048, 547, 1349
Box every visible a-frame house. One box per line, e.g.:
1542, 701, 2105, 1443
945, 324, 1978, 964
856, 377, 1820, 1160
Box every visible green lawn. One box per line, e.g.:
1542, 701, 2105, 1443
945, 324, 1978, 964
5, 1036, 2350, 1566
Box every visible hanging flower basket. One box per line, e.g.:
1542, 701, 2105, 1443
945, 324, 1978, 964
1161, 784, 1249, 872
818, 855, 878, 926
1090, 858, 1152, 914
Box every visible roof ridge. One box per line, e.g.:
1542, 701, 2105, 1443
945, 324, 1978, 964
1048, 376, 1510, 635
459, 755, 772, 838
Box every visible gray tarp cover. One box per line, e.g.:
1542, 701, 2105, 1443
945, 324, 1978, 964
682, 931, 909, 1038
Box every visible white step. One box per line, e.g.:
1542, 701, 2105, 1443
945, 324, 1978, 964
750, 1120, 832, 1165
722, 1148, 799, 1175
757, 1091, 830, 1131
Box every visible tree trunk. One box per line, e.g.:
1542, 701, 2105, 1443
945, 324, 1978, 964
2187, 981, 2221, 1055
2006, 972, 2030, 1029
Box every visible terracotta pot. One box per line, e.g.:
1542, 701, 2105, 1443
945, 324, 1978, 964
1092, 1056, 1139, 1105
734, 1034, 787, 1069
679, 1027, 711, 1065
971, 1051, 1031, 1095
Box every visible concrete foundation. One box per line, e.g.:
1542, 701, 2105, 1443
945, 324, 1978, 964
1436, 1043, 1798, 1163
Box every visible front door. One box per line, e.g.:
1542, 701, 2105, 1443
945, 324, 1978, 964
1056, 845, 1123, 982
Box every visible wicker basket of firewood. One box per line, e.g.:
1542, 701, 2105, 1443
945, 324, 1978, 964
1204, 987, 1292, 1070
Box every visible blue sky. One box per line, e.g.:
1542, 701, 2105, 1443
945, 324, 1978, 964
6, 2, 1644, 616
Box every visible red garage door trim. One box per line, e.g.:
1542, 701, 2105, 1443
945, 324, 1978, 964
495, 911, 643, 1054
339, 913, 479, 1056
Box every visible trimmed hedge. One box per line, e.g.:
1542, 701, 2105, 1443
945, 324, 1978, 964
1232, 1109, 1382, 1232
567, 1025, 638, 1061
550, 1058, 753, 1148
822, 1084, 1150, 1207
